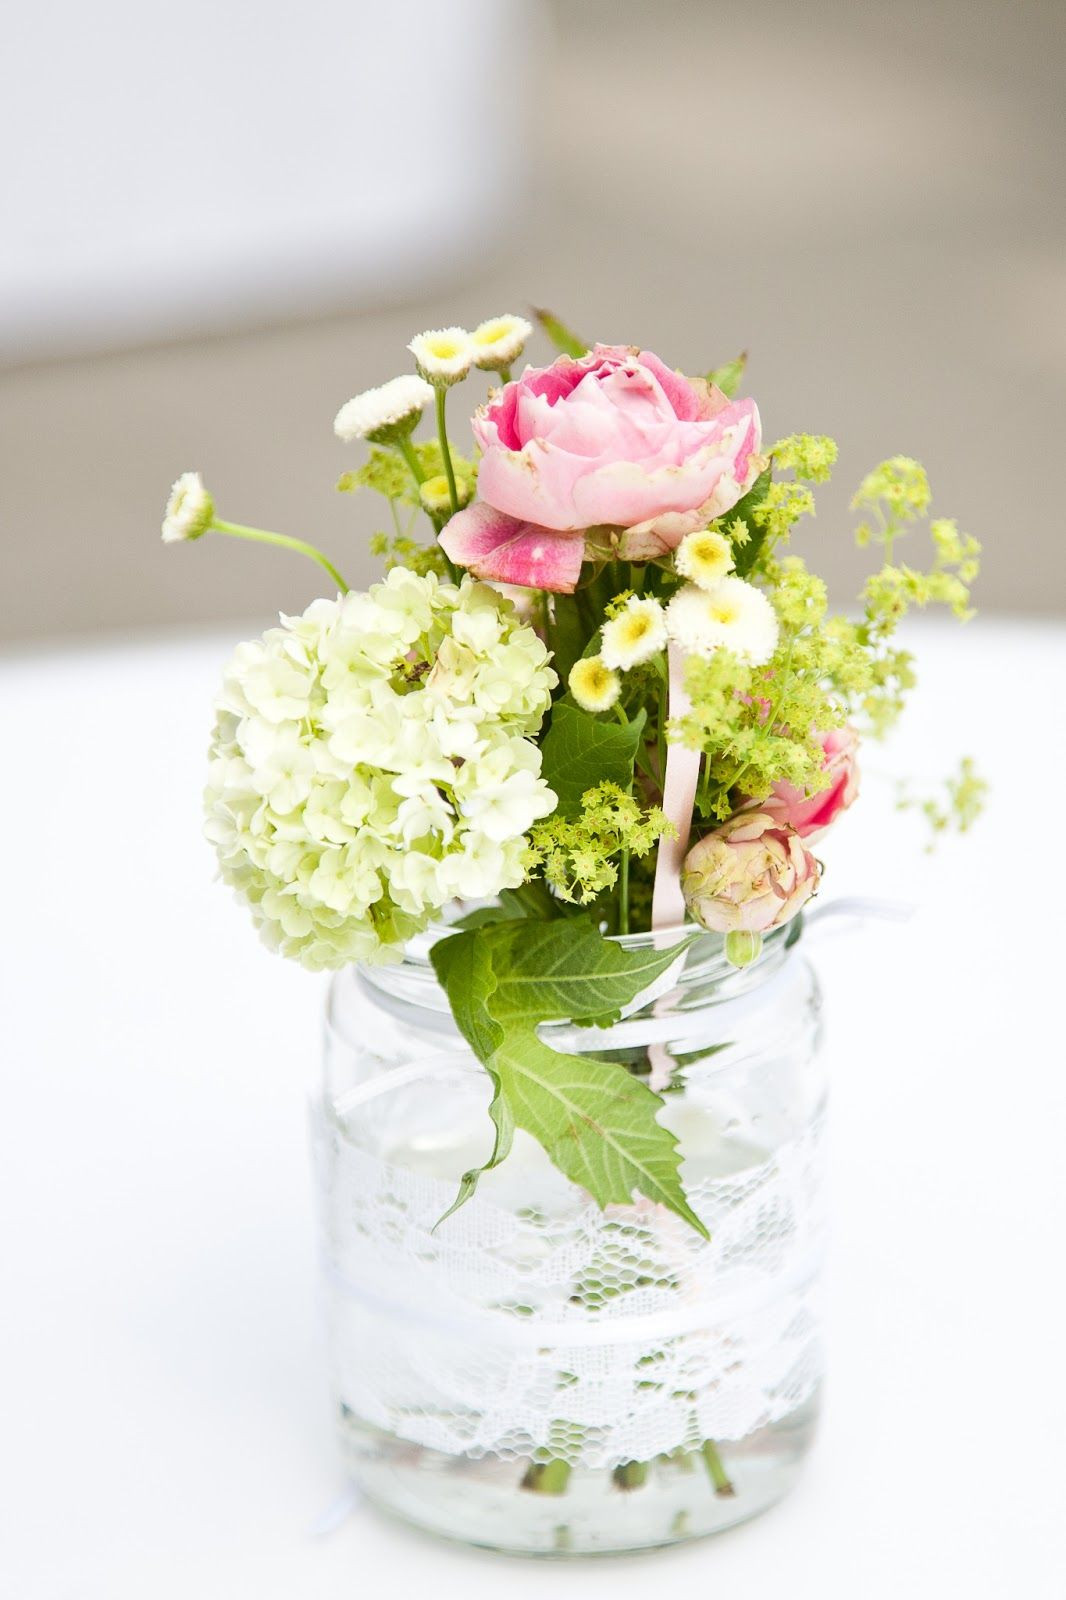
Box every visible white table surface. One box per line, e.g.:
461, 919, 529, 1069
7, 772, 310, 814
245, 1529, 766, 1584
3, 617, 1065, 1598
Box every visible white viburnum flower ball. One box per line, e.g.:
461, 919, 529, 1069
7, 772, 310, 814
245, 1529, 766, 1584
568, 655, 621, 713
162, 472, 214, 543
666, 577, 779, 666
408, 327, 474, 386
205, 570, 558, 970
675, 528, 735, 590
600, 596, 667, 670
333, 374, 434, 444
470, 314, 533, 372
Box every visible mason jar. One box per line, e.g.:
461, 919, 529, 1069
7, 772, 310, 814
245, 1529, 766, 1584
312, 918, 826, 1556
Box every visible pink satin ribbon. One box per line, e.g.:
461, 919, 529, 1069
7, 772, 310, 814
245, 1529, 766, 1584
650, 643, 701, 931
648, 643, 701, 1090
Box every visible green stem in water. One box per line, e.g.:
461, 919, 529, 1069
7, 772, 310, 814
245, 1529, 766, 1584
210, 520, 349, 593
700, 1439, 736, 1498
434, 386, 460, 516
521, 1458, 572, 1495
612, 1459, 648, 1491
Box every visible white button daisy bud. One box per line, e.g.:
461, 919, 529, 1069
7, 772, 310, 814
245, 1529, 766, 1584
333, 374, 434, 445
600, 596, 667, 670
675, 528, 735, 591
568, 655, 621, 713
666, 577, 779, 666
470, 314, 533, 373
162, 472, 214, 543
408, 327, 474, 386
420, 473, 472, 518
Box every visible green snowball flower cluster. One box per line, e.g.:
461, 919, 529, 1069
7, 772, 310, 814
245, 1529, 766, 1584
205, 569, 557, 969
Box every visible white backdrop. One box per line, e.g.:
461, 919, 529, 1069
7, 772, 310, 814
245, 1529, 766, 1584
0, 0, 534, 360
2, 616, 1064, 1596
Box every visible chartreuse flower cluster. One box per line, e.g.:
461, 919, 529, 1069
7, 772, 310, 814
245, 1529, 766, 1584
163, 307, 984, 1240
525, 783, 671, 906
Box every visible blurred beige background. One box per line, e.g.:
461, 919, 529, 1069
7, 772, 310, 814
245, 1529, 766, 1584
2, 0, 1064, 647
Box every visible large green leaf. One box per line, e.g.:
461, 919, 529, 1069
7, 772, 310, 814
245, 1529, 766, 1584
540, 703, 647, 817
428, 928, 514, 1222
483, 918, 686, 1028
533, 307, 589, 358
431, 920, 705, 1236
492, 1030, 705, 1235
725, 468, 773, 577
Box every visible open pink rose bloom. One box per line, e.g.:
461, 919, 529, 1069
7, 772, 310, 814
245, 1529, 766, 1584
441, 344, 762, 592
758, 726, 860, 839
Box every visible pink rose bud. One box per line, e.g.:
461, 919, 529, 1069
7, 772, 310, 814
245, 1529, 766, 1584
757, 726, 860, 839
681, 813, 821, 935
440, 344, 763, 591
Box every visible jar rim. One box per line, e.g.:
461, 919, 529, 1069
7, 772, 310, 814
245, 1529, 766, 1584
337, 910, 805, 1040
399, 908, 802, 974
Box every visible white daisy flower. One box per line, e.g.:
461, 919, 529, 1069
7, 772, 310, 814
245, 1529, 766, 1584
675, 528, 735, 590
408, 327, 474, 386
569, 655, 621, 713
470, 314, 533, 373
162, 472, 214, 543
333, 374, 434, 444
666, 577, 779, 666
600, 596, 667, 670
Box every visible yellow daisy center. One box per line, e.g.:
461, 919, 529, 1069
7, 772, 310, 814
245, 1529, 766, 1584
427, 336, 463, 360
621, 615, 651, 642
473, 320, 509, 346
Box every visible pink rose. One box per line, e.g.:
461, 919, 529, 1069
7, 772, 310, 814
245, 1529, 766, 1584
440, 344, 762, 592
758, 726, 860, 839
681, 812, 821, 935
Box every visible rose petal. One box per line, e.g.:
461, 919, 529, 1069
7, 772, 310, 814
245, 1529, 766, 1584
439, 502, 585, 593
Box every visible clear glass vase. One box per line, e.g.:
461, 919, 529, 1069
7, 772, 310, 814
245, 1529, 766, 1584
312, 918, 826, 1556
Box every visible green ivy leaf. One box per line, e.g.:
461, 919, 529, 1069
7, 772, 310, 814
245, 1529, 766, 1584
725, 468, 773, 577
706, 352, 748, 398
547, 593, 588, 687
540, 703, 647, 817
533, 307, 589, 358
431, 920, 705, 1236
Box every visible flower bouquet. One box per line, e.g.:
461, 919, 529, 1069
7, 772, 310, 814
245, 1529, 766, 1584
166, 312, 980, 1555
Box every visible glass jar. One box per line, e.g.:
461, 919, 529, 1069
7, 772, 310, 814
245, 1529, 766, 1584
312, 918, 825, 1556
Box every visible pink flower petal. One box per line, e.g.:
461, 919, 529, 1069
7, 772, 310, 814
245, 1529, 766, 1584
439, 502, 585, 593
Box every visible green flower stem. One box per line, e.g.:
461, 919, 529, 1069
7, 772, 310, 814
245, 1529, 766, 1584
700, 1439, 736, 1498
396, 436, 426, 488
498, 364, 513, 384
434, 386, 460, 516
521, 1458, 572, 1495
210, 519, 349, 593
610, 703, 634, 934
